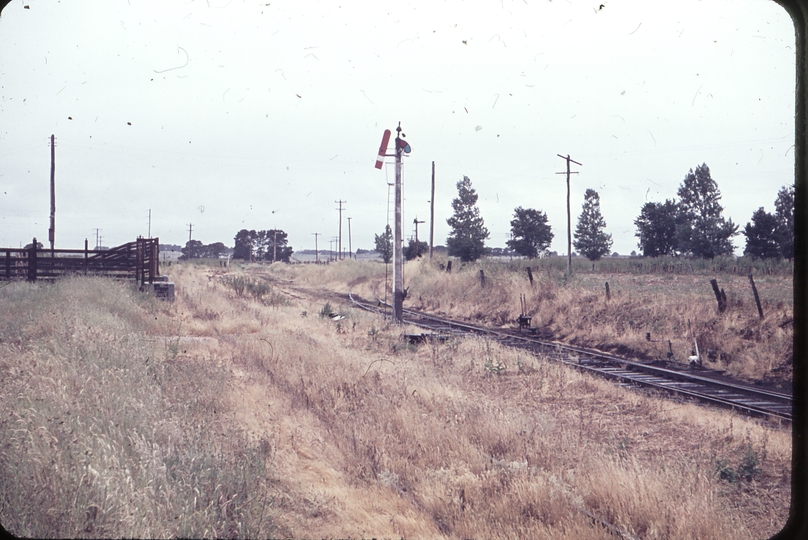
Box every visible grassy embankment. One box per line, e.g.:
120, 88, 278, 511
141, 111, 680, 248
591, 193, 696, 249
277, 254, 793, 386
0, 261, 792, 538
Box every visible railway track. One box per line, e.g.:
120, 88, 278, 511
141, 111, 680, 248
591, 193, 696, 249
346, 292, 792, 422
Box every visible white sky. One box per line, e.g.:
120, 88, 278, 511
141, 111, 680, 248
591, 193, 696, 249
0, 0, 796, 256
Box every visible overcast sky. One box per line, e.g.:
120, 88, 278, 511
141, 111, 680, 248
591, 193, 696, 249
0, 0, 796, 257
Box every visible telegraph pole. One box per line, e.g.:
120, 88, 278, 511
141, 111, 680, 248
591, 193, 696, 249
429, 161, 435, 260
93, 228, 102, 250
335, 200, 346, 260
347, 217, 353, 260
49, 134, 56, 251
413, 217, 425, 258
273, 230, 278, 262
556, 154, 582, 276
148, 209, 152, 238
187, 223, 193, 243
312, 232, 320, 263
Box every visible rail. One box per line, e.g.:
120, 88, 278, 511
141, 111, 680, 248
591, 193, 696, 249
347, 292, 792, 422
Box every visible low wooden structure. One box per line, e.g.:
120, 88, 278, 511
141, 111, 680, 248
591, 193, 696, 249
2, 237, 160, 286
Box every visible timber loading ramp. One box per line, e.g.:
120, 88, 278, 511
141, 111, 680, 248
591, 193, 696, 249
343, 292, 792, 423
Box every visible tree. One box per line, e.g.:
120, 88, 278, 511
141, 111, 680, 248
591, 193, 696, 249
675, 164, 737, 258
233, 229, 257, 260
573, 188, 613, 261
374, 224, 393, 263
743, 207, 781, 259
260, 229, 293, 262
634, 199, 683, 257
403, 238, 429, 261
507, 206, 553, 259
774, 184, 795, 260
180, 239, 204, 259
446, 176, 490, 262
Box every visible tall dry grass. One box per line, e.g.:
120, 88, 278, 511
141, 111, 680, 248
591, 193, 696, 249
0, 277, 281, 538
304, 256, 793, 384
166, 262, 790, 538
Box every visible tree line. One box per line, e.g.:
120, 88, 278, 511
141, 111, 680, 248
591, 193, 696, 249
179, 229, 294, 262
375, 163, 794, 264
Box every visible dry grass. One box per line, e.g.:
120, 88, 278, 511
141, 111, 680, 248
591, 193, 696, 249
0, 264, 791, 538
318, 256, 793, 385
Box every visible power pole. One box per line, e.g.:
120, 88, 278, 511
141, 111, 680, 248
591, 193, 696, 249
347, 217, 353, 260
148, 209, 152, 238
556, 154, 582, 276
187, 223, 193, 244
429, 160, 435, 260
335, 200, 346, 260
273, 230, 278, 262
49, 134, 56, 251
312, 232, 320, 263
93, 228, 102, 250
413, 217, 425, 258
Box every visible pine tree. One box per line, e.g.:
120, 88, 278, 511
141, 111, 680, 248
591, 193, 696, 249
446, 176, 490, 262
374, 224, 393, 264
507, 207, 553, 259
573, 188, 612, 261
676, 163, 738, 258
743, 207, 781, 259
774, 184, 795, 260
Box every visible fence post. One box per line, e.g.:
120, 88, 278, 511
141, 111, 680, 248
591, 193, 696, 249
446, 260, 452, 273
5, 249, 10, 279
28, 237, 37, 281
526, 266, 534, 286
84, 238, 89, 275
605, 281, 611, 301
710, 278, 726, 313
748, 274, 764, 319
479, 269, 485, 288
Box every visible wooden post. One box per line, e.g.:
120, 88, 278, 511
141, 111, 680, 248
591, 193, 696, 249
479, 269, 485, 288
28, 238, 37, 282
748, 274, 764, 319
446, 260, 452, 273
710, 278, 726, 312
526, 266, 534, 286
5, 250, 10, 279
84, 239, 89, 275
605, 281, 611, 301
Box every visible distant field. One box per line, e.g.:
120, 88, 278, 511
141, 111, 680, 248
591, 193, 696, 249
0, 263, 791, 538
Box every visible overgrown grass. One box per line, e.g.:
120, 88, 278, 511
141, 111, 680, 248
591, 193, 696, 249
0, 277, 282, 538
305, 256, 793, 384
166, 264, 790, 538
0, 265, 790, 538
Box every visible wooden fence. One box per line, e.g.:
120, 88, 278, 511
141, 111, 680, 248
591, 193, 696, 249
1, 237, 160, 286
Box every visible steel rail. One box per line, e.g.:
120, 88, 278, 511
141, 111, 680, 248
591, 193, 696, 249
347, 292, 792, 421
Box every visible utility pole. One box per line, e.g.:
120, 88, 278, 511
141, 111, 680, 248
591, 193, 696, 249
429, 161, 435, 260
556, 154, 582, 276
273, 230, 278, 262
93, 228, 102, 250
187, 223, 193, 244
148, 209, 152, 239
335, 200, 346, 260
329, 239, 334, 261
312, 232, 320, 263
413, 217, 425, 258
49, 134, 56, 251
347, 217, 353, 260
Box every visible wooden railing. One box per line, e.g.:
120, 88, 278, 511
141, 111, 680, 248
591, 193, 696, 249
1, 237, 160, 286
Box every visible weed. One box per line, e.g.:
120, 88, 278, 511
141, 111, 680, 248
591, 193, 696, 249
319, 302, 334, 318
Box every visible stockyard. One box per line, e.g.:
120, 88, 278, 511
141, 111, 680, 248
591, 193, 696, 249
0, 256, 794, 539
